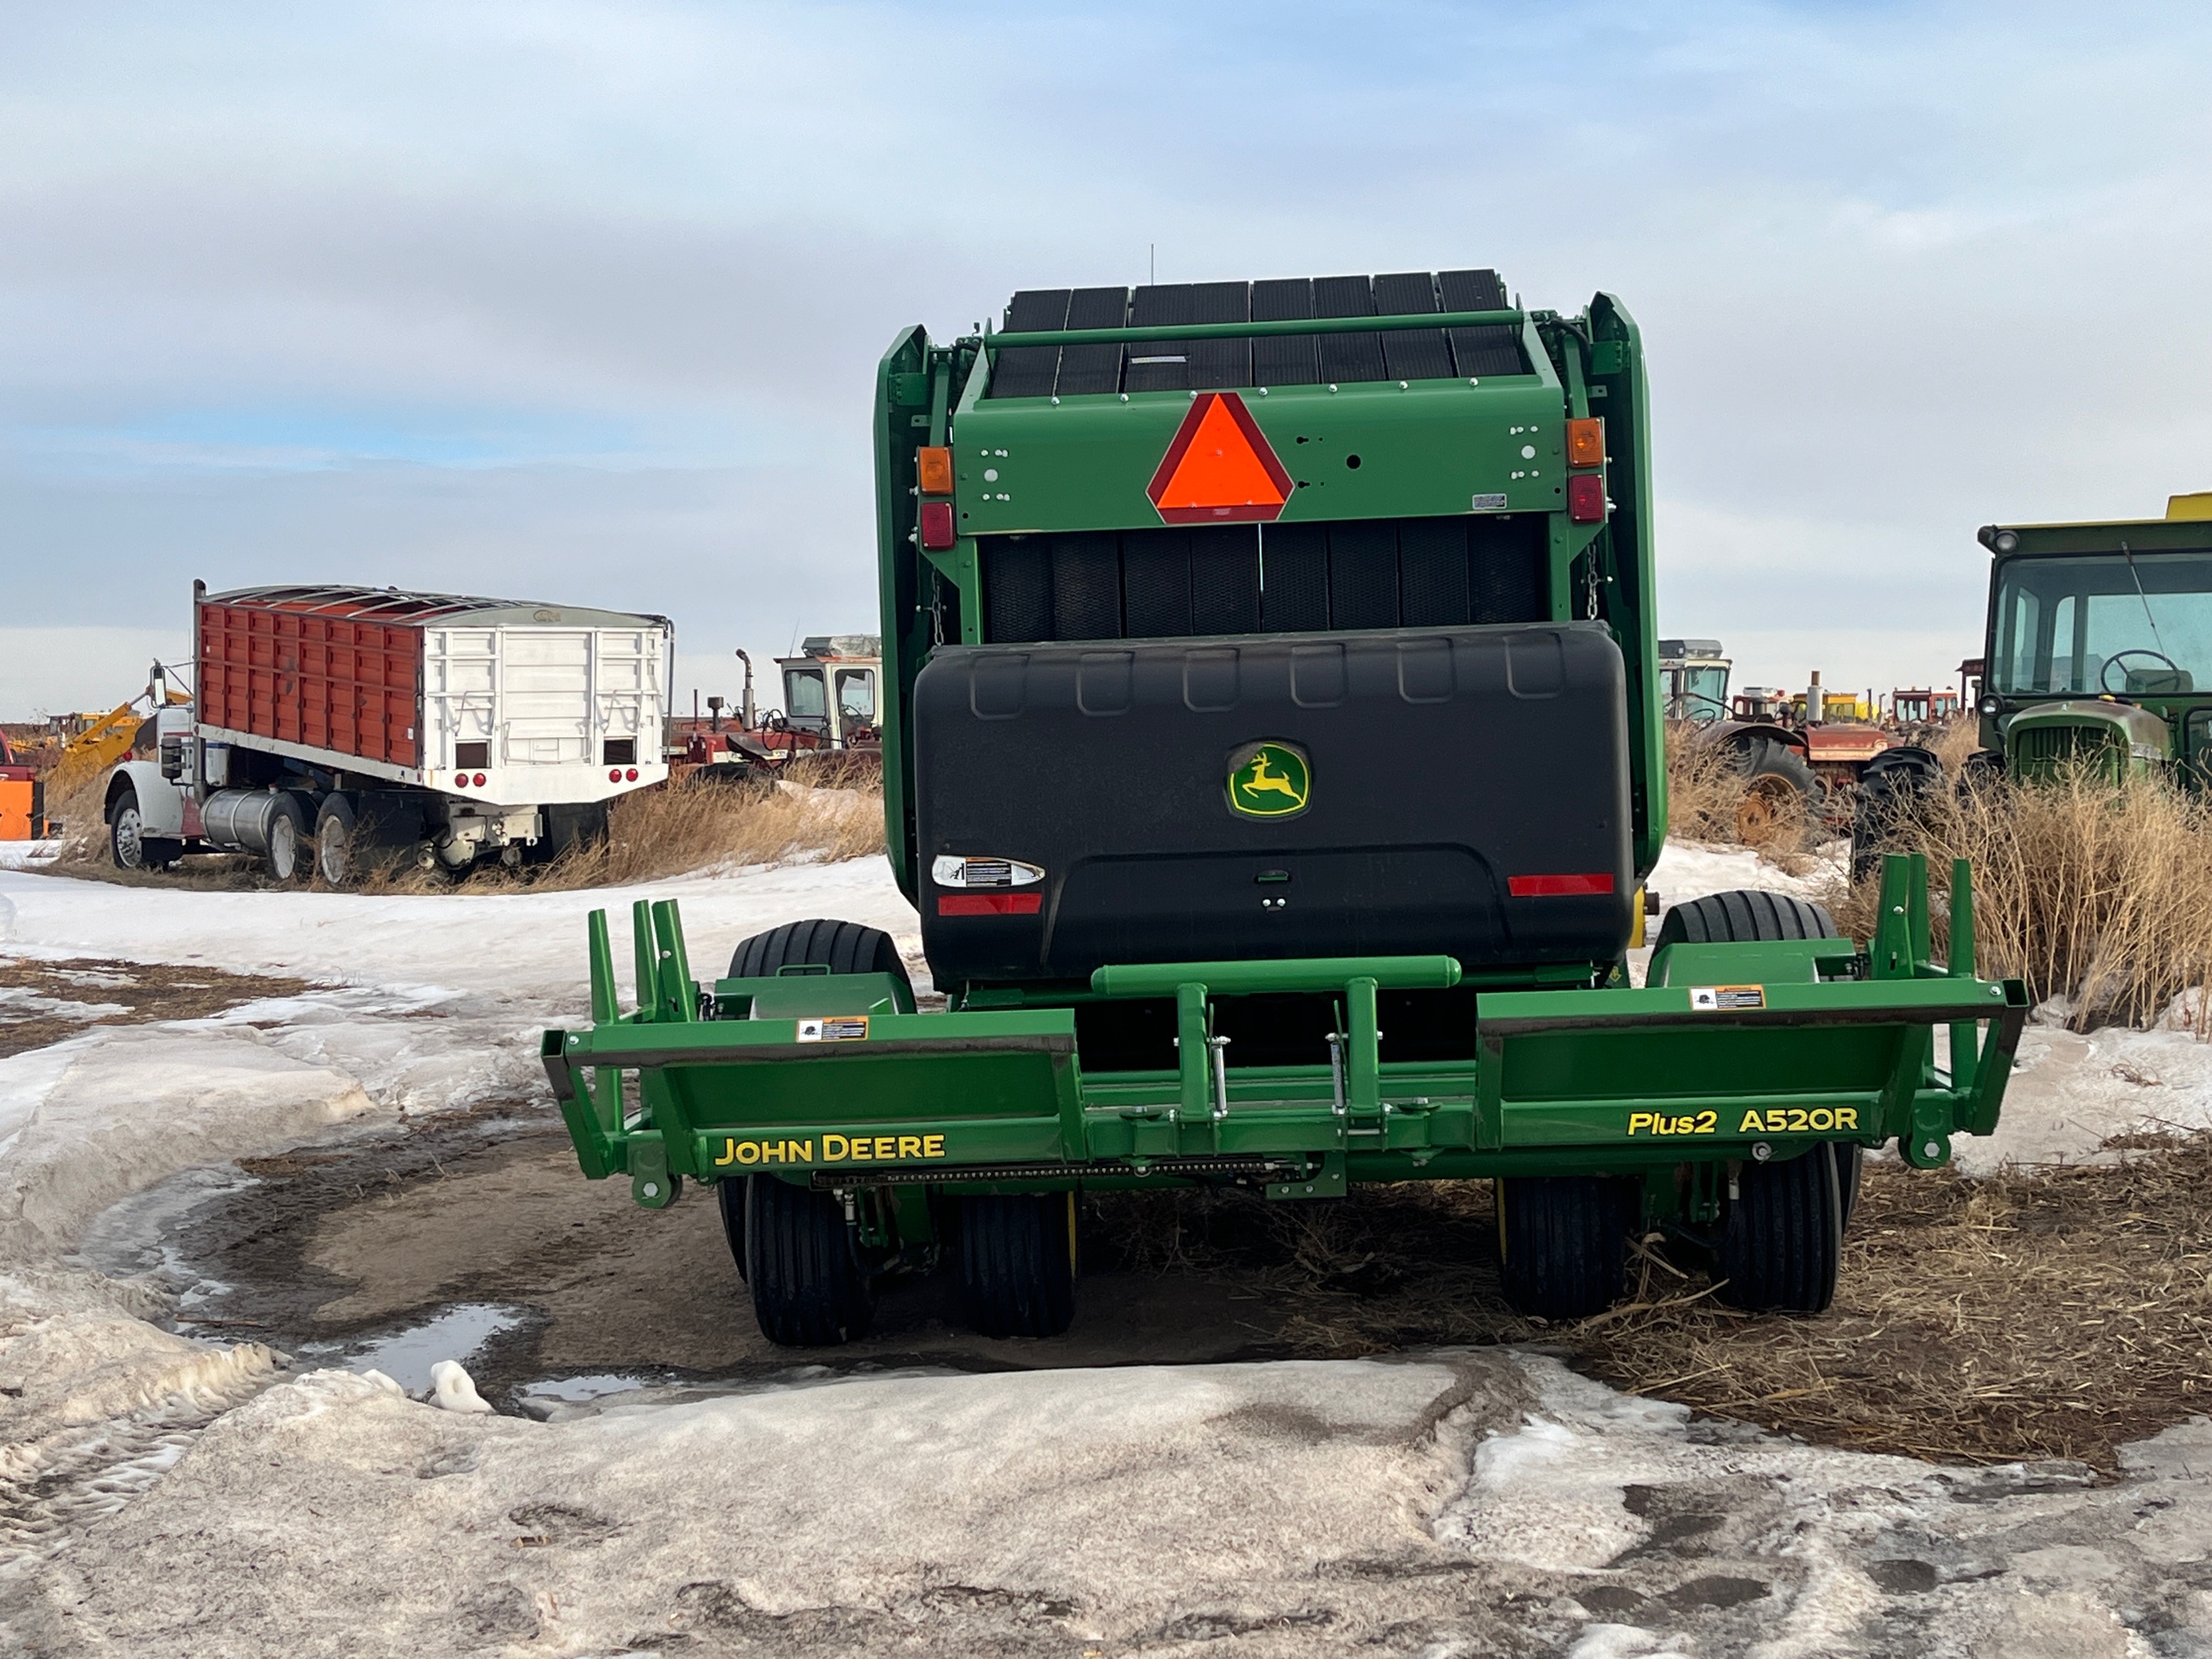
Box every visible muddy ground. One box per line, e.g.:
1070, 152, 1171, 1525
114, 1104, 2212, 1472
0, 956, 310, 1058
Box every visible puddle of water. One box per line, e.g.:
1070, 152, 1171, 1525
73, 1163, 263, 1307
307, 1303, 527, 1397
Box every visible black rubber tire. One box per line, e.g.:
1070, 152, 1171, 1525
109, 786, 149, 871
1958, 747, 2004, 795
1850, 745, 1943, 883
1650, 889, 1840, 953
716, 1176, 747, 1281
1496, 1175, 1635, 1320
528, 800, 611, 866
1717, 1145, 1844, 1312
728, 918, 911, 990
956, 1193, 1077, 1338
264, 794, 309, 882
744, 1174, 872, 1345
314, 795, 357, 887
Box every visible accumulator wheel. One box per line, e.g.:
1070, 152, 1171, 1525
744, 1173, 873, 1345
957, 1193, 1077, 1338
1496, 1175, 1636, 1320
1729, 736, 1817, 848
728, 916, 910, 984
1717, 1145, 1846, 1312
1849, 745, 1942, 884
1652, 889, 1853, 1311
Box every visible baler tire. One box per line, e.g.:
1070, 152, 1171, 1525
956, 1193, 1077, 1339
743, 1174, 872, 1345
728, 918, 911, 992
716, 1176, 747, 1281
1495, 1175, 1634, 1320
314, 795, 357, 887
1717, 1144, 1844, 1313
1849, 745, 1943, 884
1650, 889, 1840, 951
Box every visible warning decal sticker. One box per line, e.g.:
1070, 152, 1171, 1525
1689, 986, 1766, 1012
796, 1016, 870, 1043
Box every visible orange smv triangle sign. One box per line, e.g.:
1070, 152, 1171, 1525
1146, 392, 1295, 524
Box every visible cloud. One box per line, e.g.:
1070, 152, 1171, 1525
2, 1, 2210, 718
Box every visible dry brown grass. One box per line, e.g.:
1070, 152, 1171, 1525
1087, 1138, 2212, 1470
1826, 763, 2212, 1032
1662, 722, 1812, 862
539, 777, 884, 890
46, 772, 885, 894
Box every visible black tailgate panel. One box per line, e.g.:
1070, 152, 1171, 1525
912, 624, 1633, 985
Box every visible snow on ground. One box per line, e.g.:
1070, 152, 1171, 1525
2, 845, 2212, 1652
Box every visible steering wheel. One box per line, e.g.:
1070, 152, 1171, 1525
2100, 649, 2184, 694
763, 710, 788, 732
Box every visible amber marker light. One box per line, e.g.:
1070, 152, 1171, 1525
916, 446, 954, 495
1566, 418, 1605, 468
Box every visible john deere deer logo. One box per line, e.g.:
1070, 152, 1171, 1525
1228, 742, 1312, 818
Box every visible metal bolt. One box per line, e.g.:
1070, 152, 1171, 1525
1924, 1141, 1943, 1160
642, 1182, 660, 1198
1751, 1142, 1772, 1162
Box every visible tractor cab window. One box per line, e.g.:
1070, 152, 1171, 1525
784, 667, 828, 722
1680, 663, 1728, 720
835, 669, 875, 723
1992, 551, 2212, 697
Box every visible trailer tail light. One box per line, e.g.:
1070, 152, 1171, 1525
625, 768, 638, 782
916, 446, 954, 495
609, 769, 622, 782
1509, 872, 1616, 897
472, 773, 486, 787
1567, 474, 1608, 523
938, 891, 1043, 916
1566, 418, 1604, 468
920, 501, 956, 550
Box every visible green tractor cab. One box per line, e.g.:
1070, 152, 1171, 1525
1975, 494, 2212, 782
547, 269, 2023, 1345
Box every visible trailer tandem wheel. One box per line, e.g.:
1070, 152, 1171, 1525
743, 1173, 874, 1346
314, 795, 357, 887
1495, 1175, 1635, 1320
956, 1192, 1077, 1338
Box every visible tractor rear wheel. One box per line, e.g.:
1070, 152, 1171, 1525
956, 1192, 1077, 1338
1717, 1145, 1845, 1312
1850, 744, 1943, 883
1730, 737, 1817, 850
1496, 1175, 1635, 1320
744, 1173, 873, 1345
728, 917, 911, 990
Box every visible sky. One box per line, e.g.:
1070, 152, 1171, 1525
3, 0, 2210, 719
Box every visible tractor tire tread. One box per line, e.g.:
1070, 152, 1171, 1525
1497, 1175, 1633, 1320
1653, 889, 1839, 952
728, 918, 909, 985
744, 1174, 871, 1345
1718, 1145, 1843, 1312
958, 1194, 1076, 1338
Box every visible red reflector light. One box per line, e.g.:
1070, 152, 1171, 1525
472, 773, 486, 787
625, 768, 638, 782
609, 769, 621, 782
457, 774, 470, 787
937, 892, 1043, 917
1509, 873, 1616, 897
1567, 474, 1607, 523
920, 500, 956, 550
